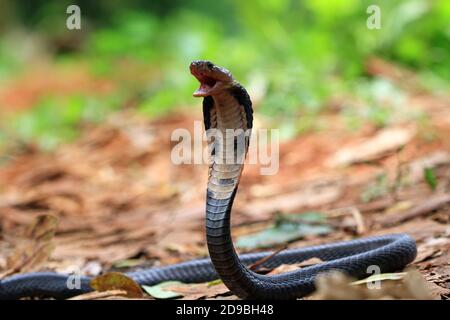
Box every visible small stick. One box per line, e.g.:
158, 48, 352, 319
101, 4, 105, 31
248, 245, 288, 271
327, 206, 366, 234
378, 193, 450, 226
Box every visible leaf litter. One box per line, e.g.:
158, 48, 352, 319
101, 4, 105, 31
0, 63, 449, 299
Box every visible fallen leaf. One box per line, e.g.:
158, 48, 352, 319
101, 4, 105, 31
207, 279, 223, 287
25, 214, 58, 241
244, 183, 342, 218
267, 264, 301, 275
167, 282, 230, 300
113, 259, 146, 269
326, 126, 415, 167
351, 272, 407, 285
1, 214, 58, 278
236, 213, 332, 249
407, 151, 450, 183
265, 258, 323, 275
298, 257, 323, 267
312, 268, 434, 300
16, 165, 69, 188
414, 247, 440, 264
384, 201, 413, 214
312, 271, 367, 300
68, 290, 128, 300
378, 194, 450, 226
402, 268, 435, 300
91, 272, 143, 298
142, 281, 184, 299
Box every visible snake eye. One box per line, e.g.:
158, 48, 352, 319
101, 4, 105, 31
206, 62, 214, 69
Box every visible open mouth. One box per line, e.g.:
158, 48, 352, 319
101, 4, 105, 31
190, 70, 218, 97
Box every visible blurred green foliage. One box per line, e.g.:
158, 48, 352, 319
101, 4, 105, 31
8, 94, 123, 150
0, 0, 448, 149
424, 167, 438, 190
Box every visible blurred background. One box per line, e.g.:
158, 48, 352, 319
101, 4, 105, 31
0, 0, 448, 150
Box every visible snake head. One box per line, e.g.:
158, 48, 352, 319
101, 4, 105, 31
190, 60, 234, 97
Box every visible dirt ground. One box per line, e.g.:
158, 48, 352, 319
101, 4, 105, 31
0, 62, 449, 300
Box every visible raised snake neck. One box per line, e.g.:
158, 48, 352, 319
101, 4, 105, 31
0, 62, 417, 300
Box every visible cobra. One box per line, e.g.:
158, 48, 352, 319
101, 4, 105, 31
0, 61, 417, 299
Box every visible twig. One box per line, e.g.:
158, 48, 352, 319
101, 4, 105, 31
0, 268, 17, 281
248, 245, 287, 271
356, 197, 394, 213
378, 193, 450, 226
327, 206, 366, 234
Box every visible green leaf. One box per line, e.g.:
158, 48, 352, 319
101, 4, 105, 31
142, 281, 184, 299
207, 279, 223, 287
424, 167, 437, 190
236, 212, 332, 249
276, 211, 327, 224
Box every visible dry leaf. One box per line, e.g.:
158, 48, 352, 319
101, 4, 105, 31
244, 183, 342, 217
312, 268, 434, 300
266, 258, 323, 275
68, 290, 128, 300
1, 214, 58, 279
90, 272, 143, 298
267, 264, 301, 275
326, 126, 415, 167
167, 282, 230, 300
25, 214, 58, 241
378, 194, 450, 226
298, 257, 323, 267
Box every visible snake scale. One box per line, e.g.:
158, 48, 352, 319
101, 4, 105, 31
0, 61, 417, 299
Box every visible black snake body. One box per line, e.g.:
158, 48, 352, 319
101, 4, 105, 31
0, 61, 417, 299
